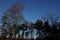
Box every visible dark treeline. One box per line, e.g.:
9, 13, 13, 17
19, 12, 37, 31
0, 2, 60, 40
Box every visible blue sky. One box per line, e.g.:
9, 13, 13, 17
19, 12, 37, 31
0, 0, 60, 22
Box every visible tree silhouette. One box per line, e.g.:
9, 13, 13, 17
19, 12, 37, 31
25, 32, 29, 40
43, 20, 51, 33
35, 19, 43, 40
1, 2, 26, 39
29, 23, 34, 40
21, 23, 27, 39
43, 20, 51, 40
1, 14, 9, 38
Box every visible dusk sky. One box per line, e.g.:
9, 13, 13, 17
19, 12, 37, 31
0, 0, 60, 22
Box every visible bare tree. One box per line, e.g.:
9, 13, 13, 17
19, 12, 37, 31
42, 12, 59, 26
1, 2, 26, 39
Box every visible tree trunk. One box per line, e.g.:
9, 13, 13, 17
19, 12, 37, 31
31, 31, 32, 40
15, 34, 16, 40
22, 30, 24, 40
18, 32, 20, 40
39, 30, 40, 40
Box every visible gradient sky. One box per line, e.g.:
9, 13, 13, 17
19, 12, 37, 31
0, 0, 60, 23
